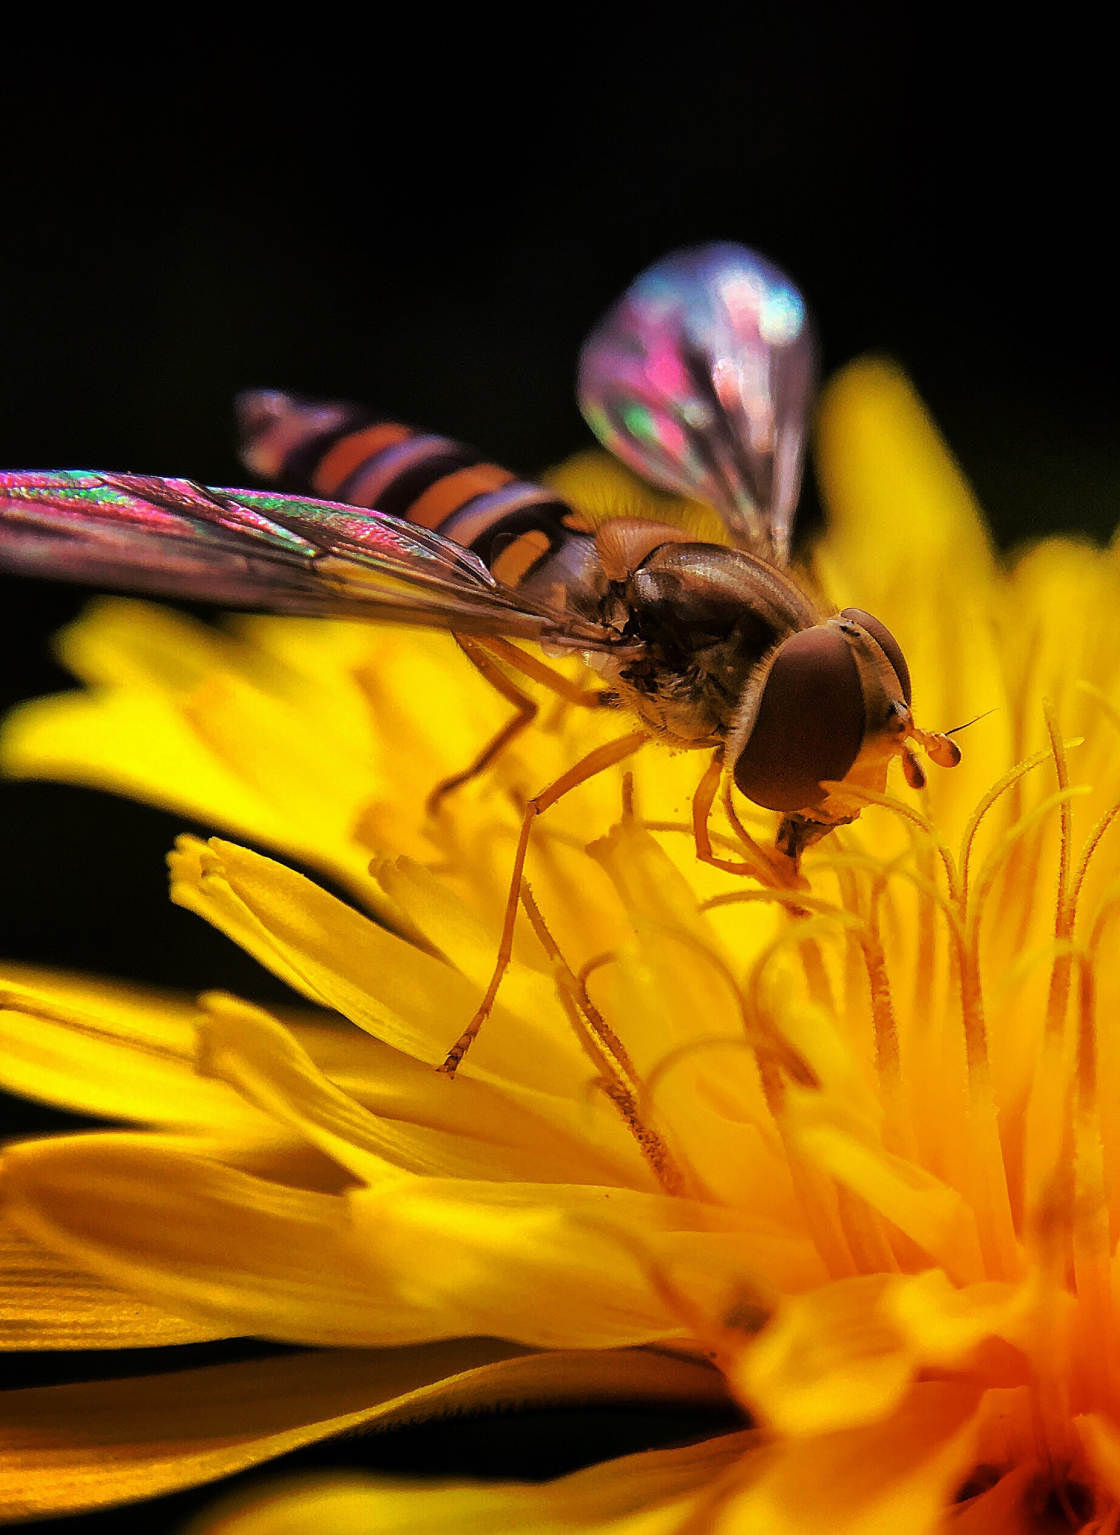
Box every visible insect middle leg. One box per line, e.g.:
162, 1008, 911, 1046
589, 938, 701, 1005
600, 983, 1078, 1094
438, 728, 647, 1076
426, 634, 614, 815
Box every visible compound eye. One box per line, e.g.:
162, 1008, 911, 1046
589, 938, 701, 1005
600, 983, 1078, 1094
733, 627, 865, 812
839, 607, 911, 704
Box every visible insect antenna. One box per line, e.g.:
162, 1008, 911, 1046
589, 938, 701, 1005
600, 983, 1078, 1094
944, 708, 998, 737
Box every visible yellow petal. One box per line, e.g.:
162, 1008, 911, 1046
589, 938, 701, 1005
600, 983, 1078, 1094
197, 994, 640, 1187
185, 1432, 749, 1535
169, 837, 494, 1057
0, 966, 269, 1129
1, 684, 269, 829
171, 836, 656, 1182
7, 1135, 736, 1348
1077, 1410, 1120, 1506
0, 1341, 726, 1520
52, 598, 258, 691
348, 1177, 806, 1349
197, 994, 405, 1185
1, 599, 392, 904
736, 1272, 1024, 1438
736, 1275, 912, 1435
0, 1210, 219, 1348
785, 1085, 984, 1278
813, 361, 1012, 818
945, 1463, 1039, 1534
371, 848, 623, 1046
815, 359, 995, 585
715, 1381, 979, 1534
3, 1134, 391, 1345
1005, 537, 1120, 759
169, 836, 600, 1094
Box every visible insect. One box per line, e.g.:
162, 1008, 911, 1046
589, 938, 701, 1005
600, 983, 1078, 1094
0, 243, 960, 1073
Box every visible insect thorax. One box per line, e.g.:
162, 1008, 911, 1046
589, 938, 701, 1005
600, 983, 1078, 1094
593, 537, 818, 748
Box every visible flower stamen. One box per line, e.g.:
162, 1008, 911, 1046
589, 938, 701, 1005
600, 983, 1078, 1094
519, 882, 686, 1196
1070, 802, 1120, 926
520, 887, 640, 1094
958, 742, 1066, 902
819, 777, 962, 905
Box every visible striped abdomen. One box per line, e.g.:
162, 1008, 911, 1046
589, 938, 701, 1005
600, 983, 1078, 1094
236, 390, 594, 593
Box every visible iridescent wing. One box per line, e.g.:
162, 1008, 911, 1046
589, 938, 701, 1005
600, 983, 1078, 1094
0, 470, 625, 650
577, 243, 816, 564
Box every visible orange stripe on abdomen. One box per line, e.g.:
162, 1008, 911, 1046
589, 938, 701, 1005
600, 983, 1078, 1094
407, 463, 516, 529
489, 529, 552, 586
312, 423, 413, 497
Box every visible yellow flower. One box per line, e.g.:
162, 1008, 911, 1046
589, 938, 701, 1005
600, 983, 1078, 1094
3, 359, 1120, 1531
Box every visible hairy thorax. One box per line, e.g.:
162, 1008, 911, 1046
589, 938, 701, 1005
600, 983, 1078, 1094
581, 520, 820, 748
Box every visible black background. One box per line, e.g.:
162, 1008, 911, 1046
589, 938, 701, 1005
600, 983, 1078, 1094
1, 16, 1115, 1531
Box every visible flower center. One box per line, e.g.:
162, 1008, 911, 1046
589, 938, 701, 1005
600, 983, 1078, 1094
527, 709, 1120, 1469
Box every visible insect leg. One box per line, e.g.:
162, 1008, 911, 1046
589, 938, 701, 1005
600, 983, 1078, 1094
691, 750, 801, 886
426, 635, 614, 814
437, 728, 647, 1076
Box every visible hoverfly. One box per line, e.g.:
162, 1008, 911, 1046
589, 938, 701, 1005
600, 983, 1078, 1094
0, 244, 960, 1073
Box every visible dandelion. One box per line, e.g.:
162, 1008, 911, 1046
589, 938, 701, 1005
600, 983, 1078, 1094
4, 360, 1120, 1531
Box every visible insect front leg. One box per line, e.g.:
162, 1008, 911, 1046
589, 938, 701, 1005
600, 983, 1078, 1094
690, 749, 800, 887
425, 635, 615, 816
437, 728, 647, 1076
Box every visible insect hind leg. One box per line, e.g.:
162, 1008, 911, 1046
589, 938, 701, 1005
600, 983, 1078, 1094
425, 634, 615, 817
